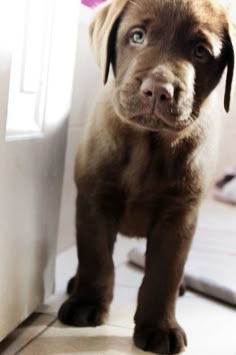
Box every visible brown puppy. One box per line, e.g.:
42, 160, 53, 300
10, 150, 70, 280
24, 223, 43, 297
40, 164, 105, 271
59, 1, 235, 353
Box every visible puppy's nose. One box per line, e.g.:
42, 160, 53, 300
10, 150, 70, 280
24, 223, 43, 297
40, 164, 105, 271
141, 78, 174, 102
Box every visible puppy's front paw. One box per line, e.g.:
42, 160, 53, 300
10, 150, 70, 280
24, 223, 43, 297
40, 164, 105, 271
58, 297, 107, 327
134, 324, 187, 354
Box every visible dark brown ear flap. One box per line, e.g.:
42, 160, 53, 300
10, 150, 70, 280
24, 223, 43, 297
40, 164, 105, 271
224, 36, 235, 113
89, 0, 128, 85
104, 16, 122, 84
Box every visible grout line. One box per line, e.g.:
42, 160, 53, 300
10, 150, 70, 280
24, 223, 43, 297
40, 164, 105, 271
105, 322, 134, 331
14, 315, 57, 355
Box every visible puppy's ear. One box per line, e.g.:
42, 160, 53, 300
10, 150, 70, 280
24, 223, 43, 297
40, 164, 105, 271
224, 24, 236, 112
89, 0, 128, 84
223, 3, 236, 112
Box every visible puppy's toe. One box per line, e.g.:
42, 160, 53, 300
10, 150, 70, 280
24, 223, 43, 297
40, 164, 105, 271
58, 298, 107, 327
134, 324, 187, 354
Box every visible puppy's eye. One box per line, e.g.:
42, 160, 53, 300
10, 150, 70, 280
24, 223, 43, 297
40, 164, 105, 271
130, 29, 145, 45
193, 43, 210, 62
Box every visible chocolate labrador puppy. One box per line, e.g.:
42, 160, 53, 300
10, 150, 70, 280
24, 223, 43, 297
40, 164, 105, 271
59, 0, 235, 353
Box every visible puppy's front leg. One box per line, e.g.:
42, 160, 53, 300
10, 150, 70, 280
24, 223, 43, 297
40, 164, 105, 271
134, 204, 198, 354
58, 191, 118, 327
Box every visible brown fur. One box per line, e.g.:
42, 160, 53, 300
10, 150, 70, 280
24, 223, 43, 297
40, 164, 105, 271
58, 1, 235, 353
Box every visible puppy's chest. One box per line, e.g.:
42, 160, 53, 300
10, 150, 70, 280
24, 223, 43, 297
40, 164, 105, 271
121, 135, 188, 201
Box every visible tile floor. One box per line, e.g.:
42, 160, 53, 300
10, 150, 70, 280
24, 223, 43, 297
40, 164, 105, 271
0, 199, 236, 355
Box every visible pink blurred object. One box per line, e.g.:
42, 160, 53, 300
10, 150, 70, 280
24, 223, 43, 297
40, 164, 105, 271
82, 0, 106, 8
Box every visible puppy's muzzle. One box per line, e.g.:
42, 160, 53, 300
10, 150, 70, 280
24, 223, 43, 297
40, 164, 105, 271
141, 79, 174, 104
139, 75, 193, 129
140, 77, 177, 120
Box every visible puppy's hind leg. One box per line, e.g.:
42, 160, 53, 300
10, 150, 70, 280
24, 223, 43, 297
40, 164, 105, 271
58, 191, 118, 327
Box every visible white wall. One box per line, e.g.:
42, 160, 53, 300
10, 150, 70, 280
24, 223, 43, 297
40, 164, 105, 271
0, 0, 80, 341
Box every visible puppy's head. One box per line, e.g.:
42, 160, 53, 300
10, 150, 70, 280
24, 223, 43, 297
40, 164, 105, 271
90, 0, 235, 132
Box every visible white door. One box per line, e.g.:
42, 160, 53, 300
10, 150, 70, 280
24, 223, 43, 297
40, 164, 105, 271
0, 0, 80, 340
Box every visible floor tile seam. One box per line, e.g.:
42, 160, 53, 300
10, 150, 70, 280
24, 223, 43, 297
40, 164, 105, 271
14, 315, 57, 355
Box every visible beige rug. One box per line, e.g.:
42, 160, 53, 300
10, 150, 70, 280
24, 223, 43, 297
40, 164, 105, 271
128, 227, 236, 307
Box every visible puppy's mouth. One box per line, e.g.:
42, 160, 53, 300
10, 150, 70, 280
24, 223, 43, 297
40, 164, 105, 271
119, 103, 193, 132
131, 112, 192, 132
116, 89, 194, 132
